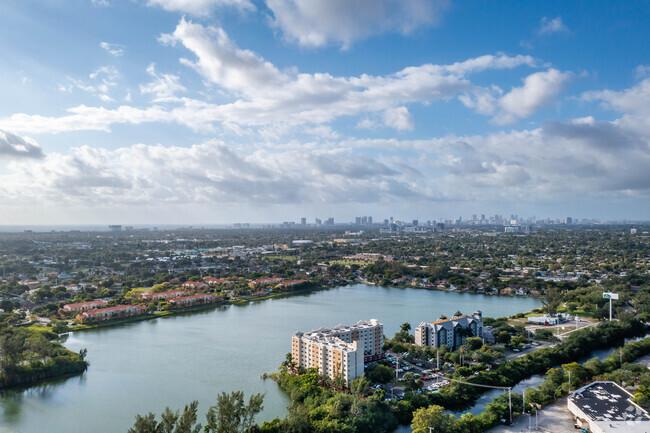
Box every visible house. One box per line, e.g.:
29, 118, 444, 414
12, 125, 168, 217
78, 305, 146, 323
63, 300, 108, 313
169, 294, 218, 308
141, 290, 188, 301
182, 281, 209, 290
204, 277, 231, 286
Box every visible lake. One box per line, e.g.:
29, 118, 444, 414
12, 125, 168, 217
0, 284, 541, 433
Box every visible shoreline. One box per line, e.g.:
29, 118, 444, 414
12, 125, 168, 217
61, 282, 544, 334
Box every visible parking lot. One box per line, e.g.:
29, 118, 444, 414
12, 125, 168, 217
379, 351, 452, 399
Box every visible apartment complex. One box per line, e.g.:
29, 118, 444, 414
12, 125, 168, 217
291, 319, 383, 384
168, 293, 218, 308
415, 311, 483, 350
78, 305, 146, 323
141, 290, 188, 301
63, 300, 107, 312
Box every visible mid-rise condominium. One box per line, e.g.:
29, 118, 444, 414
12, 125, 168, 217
414, 311, 483, 350
291, 319, 383, 384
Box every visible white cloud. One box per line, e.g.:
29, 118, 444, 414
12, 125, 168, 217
0, 130, 43, 159
2, 20, 540, 135
91, 0, 110, 6
382, 107, 414, 131
58, 65, 120, 102
0, 141, 418, 208
100, 42, 125, 57
266, 0, 449, 48
2, 103, 650, 218
635, 65, 650, 80
494, 69, 571, 124
304, 125, 339, 139
538, 16, 568, 35
146, 0, 255, 15
583, 77, 650, 115
140, 63, 187, 102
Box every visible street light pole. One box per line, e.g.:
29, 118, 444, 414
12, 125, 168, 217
522, 388, 526, 415
568, 371, 572, 394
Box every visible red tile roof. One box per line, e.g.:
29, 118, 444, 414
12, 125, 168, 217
64, 300, 107, 309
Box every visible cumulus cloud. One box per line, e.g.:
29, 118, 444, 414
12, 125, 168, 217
140, 63, 187, 101
146, 0, 255, 15
493, 68, 571, 124
2, 103, 650, 215
266, 0, 449, 48
100, 42, 124, 57
0, 130, 44, 159
382, 107, 414, 131
538, 16, 569, 35
0, 141, 419, 207
582, 77, 650, 115
3, 20, 538, 134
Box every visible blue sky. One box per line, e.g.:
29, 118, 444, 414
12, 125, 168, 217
0, 0, 649, 225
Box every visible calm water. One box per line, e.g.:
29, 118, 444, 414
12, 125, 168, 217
0, 284, 540, 433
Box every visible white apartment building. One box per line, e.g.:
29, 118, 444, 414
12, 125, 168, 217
415, 311, 483, 350
291, 319, 383, 384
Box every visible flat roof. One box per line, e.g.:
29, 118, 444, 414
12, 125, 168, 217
570, 381, 650, 423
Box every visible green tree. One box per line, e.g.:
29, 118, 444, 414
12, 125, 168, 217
400, 322, 411, 333
543, 287, 562, 316
411, 405, 458, 433
366, 364, 394, 384
205, 391, 264, 433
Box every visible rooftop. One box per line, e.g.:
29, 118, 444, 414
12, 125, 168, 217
570, 381, 650, 423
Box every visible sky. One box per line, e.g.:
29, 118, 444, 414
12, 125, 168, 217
0, 0, 649, 225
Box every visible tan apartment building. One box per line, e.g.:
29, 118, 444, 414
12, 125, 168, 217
63, 300, 107, 313
291, 319, 383, 384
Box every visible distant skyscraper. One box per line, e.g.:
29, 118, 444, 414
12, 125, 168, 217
566, 217, 573, 225
412, 219, 418, 227
355, 217, 362, 225
301, 217, 306, 226
315, 218, 322, 226
367, 216, 372, 225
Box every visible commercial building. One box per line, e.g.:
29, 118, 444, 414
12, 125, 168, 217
291, 319, 383, 384
568, 381, 650, 433
414, 311, 483, 350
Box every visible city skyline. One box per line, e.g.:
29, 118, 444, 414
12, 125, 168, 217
1, 1, 649, 224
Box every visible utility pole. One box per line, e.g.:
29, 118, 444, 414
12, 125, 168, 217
508, 388, 513, 425
428, 427, 434, 433
620, 349, 623, 368
437, 350, 440, 370
522, 388, 526, 415
568, 371, 572, 394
